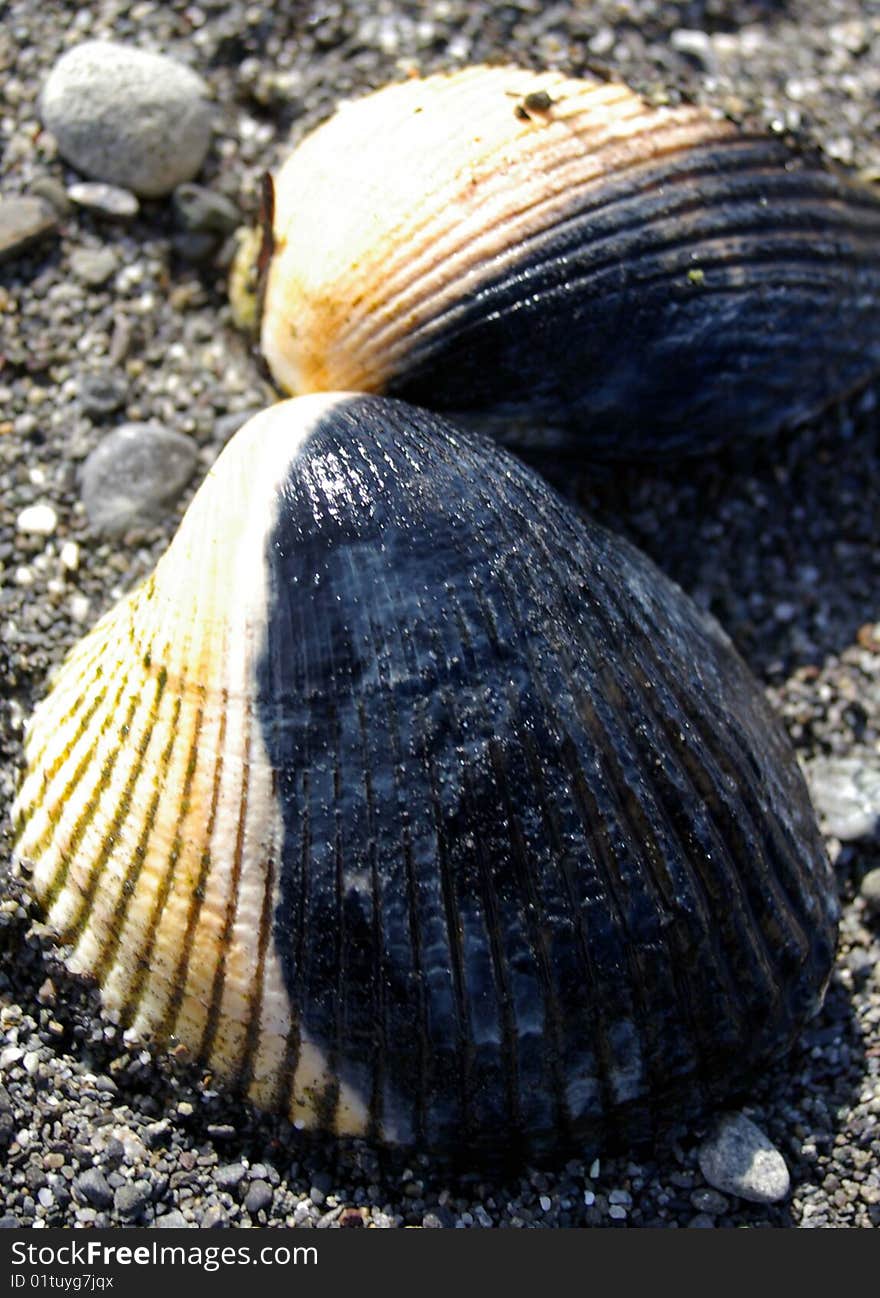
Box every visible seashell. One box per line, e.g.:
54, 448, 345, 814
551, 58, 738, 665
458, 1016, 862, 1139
11, 394, 837, 1156
250, 65, 880, 458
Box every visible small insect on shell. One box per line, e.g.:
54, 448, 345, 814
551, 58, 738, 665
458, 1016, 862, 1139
255, 65, 880, 458
12, 395, 838, 1156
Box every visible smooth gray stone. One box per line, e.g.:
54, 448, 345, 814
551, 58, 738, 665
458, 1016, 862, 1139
80, 422, 198, 537
42, 41, 212, 198
698, 1112, 790, 1204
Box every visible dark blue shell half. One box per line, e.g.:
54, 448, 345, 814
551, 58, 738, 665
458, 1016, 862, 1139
255, 395, 837, 1153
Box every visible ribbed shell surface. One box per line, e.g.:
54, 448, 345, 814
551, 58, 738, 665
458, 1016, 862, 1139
12, 395, 837, 1156
260, 65, 880, 458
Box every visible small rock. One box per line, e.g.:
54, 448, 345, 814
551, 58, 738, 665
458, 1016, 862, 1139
172, 231, 219, 263
0, 1217, 20, 1229
698, 1112, 790, 1204
16, 504, 58, 536
42, 42, 213, 198
152, 1210, 191, 1229
114, 1181, 151, 1218
70, 247, 118, 287
0, 196, 58, 264
690, 1187, 729, 1215
79, 423, 198, 537
28, 176, 73, 217
205, 1124, 236, 1140
860, 868, 880, 915
172, 183, 241, 235
67, 183, 139, 220
244, 1180, 273, 1215
214, 1163, 247, 1192
143, 1121, 170, 1149
807, 757, 880, 841
74, 1168, 114, 1211
78, 371, 128, 418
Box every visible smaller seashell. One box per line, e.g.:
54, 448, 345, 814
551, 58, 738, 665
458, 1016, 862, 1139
252, 65, 880, 458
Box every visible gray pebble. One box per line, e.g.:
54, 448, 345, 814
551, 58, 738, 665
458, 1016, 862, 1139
214, 1162, 247, 1192
244, 1180, 273, 1215
78, 372, 128, 419
74, 1167, 114, 1211
201, 1204, 229, 1228
67, 182, 139, 220
690, 1187, 729, 1215
172, 184, 241, 236
0, 1217, 21, 1230
114, 1180, 151, 1218
42, 42, 213, 198
860, 868, 880, 915
698, 1112, 790, 1204
172, 231, 219, 264
80, 423, 198, 537
27, 177, 73, 217
0, 196, 58, 264
69, 247, 118, 287
806, 757, 880, 841
152, 1210, 191, 1229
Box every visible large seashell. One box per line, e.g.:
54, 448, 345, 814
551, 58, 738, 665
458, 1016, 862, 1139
254, 65, 880, 458
12, 395, 837, 1156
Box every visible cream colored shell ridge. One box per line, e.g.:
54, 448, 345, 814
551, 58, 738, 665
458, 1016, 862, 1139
12, 395, 369, 1136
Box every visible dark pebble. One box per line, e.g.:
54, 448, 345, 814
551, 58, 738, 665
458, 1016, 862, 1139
172, 231, 218, 263
74, 1168, 114, 1211
244, 1180, 273, 1215
78, 372, 128, 419
172, 183, 241, 236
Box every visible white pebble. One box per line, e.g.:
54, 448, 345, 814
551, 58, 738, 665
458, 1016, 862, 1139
69, 594, 91, 623
608, 1205, 627, 1220
60, 540, 80, 571
589, 1158, 600, 1178
17, 503, 58, 535
583, 1190, 595, 1207
539, 1194, 552, 1212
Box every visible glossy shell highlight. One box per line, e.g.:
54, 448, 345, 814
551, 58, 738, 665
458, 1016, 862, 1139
12, 395, 838, 1155
257, 65, 880, 458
